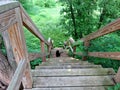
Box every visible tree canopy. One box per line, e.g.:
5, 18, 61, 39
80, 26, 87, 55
59, 0, 120, 39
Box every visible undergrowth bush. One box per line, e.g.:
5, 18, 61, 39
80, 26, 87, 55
88, 34, 120, 72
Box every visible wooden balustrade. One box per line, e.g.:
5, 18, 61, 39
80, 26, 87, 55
67, 16, 120, 83
0, 1, 52, 89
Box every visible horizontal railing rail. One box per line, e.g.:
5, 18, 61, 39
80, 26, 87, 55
66, 18, 120, 83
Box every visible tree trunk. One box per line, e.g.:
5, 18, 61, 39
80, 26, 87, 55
98, 9, 105, 29
68, 0, 78, 39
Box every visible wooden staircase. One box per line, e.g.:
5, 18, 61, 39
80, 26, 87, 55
1, 1, 120, 90
25, 57, 116, 90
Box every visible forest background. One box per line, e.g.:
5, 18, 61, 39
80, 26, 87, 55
19, 0, 120, 89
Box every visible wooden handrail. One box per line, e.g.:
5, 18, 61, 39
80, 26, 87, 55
71, 18, 120, 83
20, 5, 49, 46
7, 59, 27, 90
28, 52, 50, 61
0, 1, 19, 14
81, 18, 120, 41
0, 1, 53, 89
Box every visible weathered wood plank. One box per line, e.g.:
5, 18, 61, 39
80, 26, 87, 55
36, 65, 102, 69
0, 51, 14, 88
82, 41, 90, 60
41, 62, 93, 66
48, 57, 76, 60
32, 68, 115, 76
28, 53, 49, 61
40, 41, 46, 62
2, 30, 17, 72
7, 23, 24, 63
20, 6, 49, 46
24, 86, 108, 90
81, 18, 120, 41
15, 7, 32, 88
33, 76, 114, 88
114, 67, 120, 83
7, 60, 26, 90
0, 9, 17, 32
42, 57, 91, 65
88, 52, 120, 60
0, 1, 19, 14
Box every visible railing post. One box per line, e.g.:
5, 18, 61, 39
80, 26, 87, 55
15, 7, 32, 89
114, 67, 120, 83
82, 41, 90, 60
47, 45, 51, 58
41, 41, 46, 62
69, 37, 76, 56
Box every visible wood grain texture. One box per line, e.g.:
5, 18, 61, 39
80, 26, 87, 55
15, 7, 32, 89
23, 87, 107, 90
40, 41, 46, 62
0, 9, 17, 32
88, 52, 120, 60
0, 51, 14, 87
82, 41, 90, 60
31, 68, 115, 76
36, 65, 102, 69
81, 18, 120, 41
0, 1, 19, 14
2, 30, 17, 72
7, 60, 26, 90
33, 76, 114, 88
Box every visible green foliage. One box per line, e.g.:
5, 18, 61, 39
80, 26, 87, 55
30, 59, 42, 69
89, 34, 120, 52
20, 1, 68, 69
34, 0, 56, 8
59, 0, 120, 39
19, 0, 33, 11
108, 83, 120, 90
88, 34, 120, 72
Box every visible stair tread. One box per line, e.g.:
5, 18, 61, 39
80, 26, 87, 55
41, 57, 94, 65
30, 57, 115, 89
41, 62, 93, 66
36, 65, 102, 69
33, 76, 114, 88
24, 86, 109, 90
32, 68, 115, 76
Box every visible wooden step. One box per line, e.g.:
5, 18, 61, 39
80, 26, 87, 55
41, 61, 93, 66
24, 86, 109, 90
47, 57, 77, 61
32, 68, 115, 77
36, 65, 102, 69
33, 76, 114, 88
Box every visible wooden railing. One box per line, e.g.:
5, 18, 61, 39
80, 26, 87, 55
66, 17, 120, 83
0, 1, 53, 90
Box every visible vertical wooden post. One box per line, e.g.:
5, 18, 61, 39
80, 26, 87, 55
115, 67, 120, 83
73, 46, 76, 53
15, 7, 32, 89
69, 37, 76, 57
47, 45, 51, 58
41, 41, 46, 62
82, 41, 90, 60
2, 31, 17, 72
